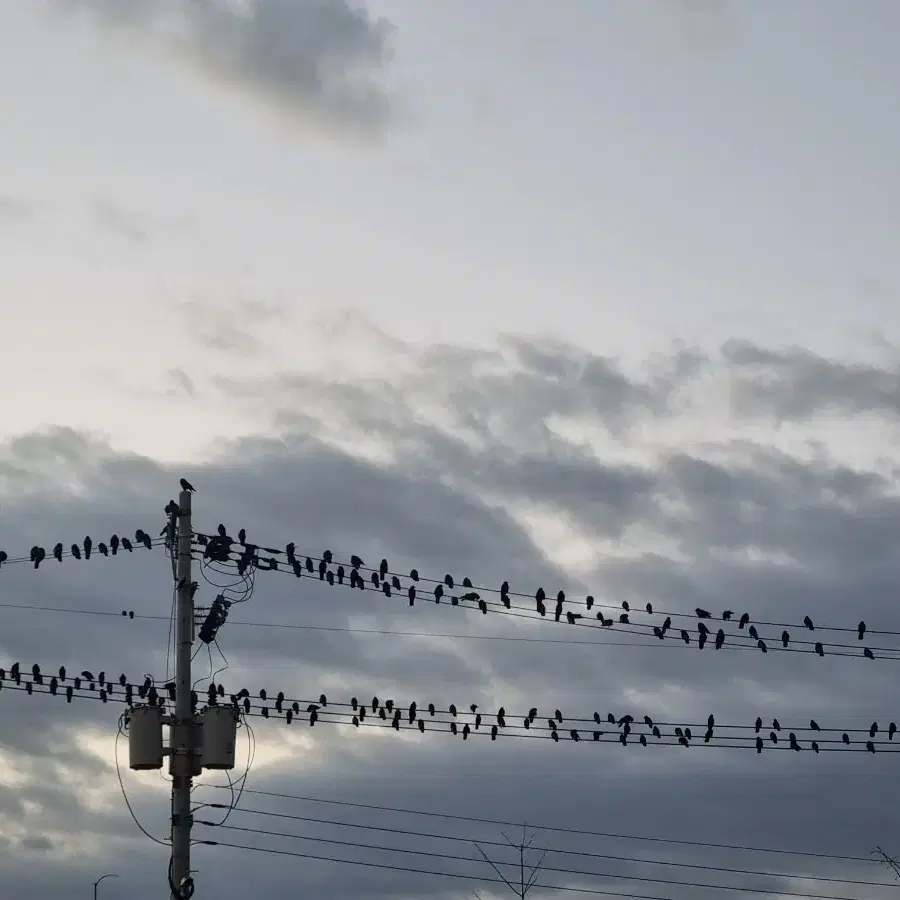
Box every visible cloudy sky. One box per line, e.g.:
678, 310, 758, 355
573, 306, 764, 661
2, 0, 900, 898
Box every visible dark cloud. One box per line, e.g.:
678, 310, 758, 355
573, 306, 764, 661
49, 0, 396, 138
3, 330, 900, 899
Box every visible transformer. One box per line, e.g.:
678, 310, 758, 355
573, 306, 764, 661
128, 705, 164, 771
200, 705, 239, 770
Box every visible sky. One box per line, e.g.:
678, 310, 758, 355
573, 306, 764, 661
2, 0, 900, 898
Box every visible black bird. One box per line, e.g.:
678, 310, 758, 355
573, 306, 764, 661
53, 542, 63, 562
180, 478, 196, 492
695, 608, 711, 619
781, 631, 790, 648
803, 615, 814, 631
858, 621, 866, 640
810, 719, 820, 731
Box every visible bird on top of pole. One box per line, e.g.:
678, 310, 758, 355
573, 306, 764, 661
180, 478, 196, 493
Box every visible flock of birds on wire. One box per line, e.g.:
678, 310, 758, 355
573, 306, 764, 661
196, 525, 892, 662
0, 499, 896, 660
1, 659, 898, 755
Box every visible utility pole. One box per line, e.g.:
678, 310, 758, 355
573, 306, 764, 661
170, 488, 195, 900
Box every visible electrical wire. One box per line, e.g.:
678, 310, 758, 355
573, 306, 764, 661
189, 533, 898, 662
0, 534, 168, 568
197, 838, 891, 900
192, 714, 256, 829
2, 525, 894, 660
1, 669, 898, 754
0, 600, 808, 651
194, 820, 886, 900
190, 802, 891, 889
190, 784, 884, 865
115, 711, 170, 847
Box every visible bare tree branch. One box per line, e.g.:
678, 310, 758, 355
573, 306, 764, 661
873, 845, 900, 880
474, 825, 547, 899
473, 841, 519, 895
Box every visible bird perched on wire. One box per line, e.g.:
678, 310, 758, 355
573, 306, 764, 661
180, 478, 196, 493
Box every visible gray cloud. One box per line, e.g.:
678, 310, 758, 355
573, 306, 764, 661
174, 296, 287, 358
164, 367, 196, 398
721, 338, 900, 423
244, 327, 900, 431
90, 198, 150, 244
50, 0, 396, 138
3, 330, 900, 899
0, 192, 35, 224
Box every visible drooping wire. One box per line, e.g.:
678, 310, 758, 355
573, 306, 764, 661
115, 710, 170, 847
192, 713, 256, 830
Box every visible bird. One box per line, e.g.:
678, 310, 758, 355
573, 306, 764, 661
180, 478, 196, 493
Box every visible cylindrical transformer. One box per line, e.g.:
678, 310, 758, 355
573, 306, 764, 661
201, 706, 238, 770
128, 705, 164, 771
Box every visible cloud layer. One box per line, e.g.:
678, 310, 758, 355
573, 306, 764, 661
1, 331, 900, 899
51, 0, 396, 137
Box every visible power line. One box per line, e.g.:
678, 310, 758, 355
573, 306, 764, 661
192, 533, 897, 662
191, 784, 882, 865
199, 837, 890, 900
0, 601, 848, 655
192, 802, 890, 889
1, 526, 894, 660
2, 670, 897, 754
0, 533, 167, 568
195, 820, 885, 900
